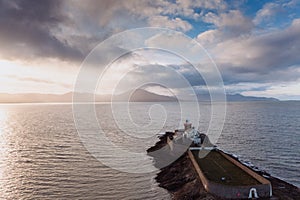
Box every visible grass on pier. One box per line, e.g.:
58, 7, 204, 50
191, 150, 260, 186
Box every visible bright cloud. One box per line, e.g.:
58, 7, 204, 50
253, 2, 281, 25
148, 16, 192, 32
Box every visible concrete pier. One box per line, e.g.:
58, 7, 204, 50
189, 149, 272, 199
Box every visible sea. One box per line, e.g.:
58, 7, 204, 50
0, 101, 299, 199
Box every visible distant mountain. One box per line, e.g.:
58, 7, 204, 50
0, 93, 72, 103
226, 93, 279, 102
195, 93, 279, 102
0, 90, 278, 103
0, 89, 177, 103
113, 89, 177, 102
73, 89, 178, 102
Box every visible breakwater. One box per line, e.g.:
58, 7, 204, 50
147, 132, 300, 199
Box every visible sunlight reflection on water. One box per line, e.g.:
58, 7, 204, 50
0, 107, 8, 197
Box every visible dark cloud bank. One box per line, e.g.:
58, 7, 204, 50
0, 0, 83, 61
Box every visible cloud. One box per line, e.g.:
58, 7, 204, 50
0, 0, 299, 99
0, 0, 203, 62
213, 18, 300, 73
0, 0, 234, 64
96, 47, 210, 96
0, 0, 83, 61
253, 2, 282, 25
148, 16, 192, 32
283, 0, 300, 7
197, 10, 254, 46
194, 7, 300, 99
241, 80, 300, 100
197, 29, 221, 47
177, 0, 227, 12
7, 75, 72, 88
195, 6, 300, 84
203, 10, 253, 32
66, 0, 198, 33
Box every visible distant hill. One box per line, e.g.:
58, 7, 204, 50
195, 93, 279, 102
113, 89, 177, 102
225, 93, 279, 102
0, 93, 72, 103
0, 90, 278, 103
0, 89, 177, 103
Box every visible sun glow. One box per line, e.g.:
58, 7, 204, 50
0, 59, 78, 94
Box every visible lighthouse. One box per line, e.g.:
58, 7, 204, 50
183, 120, 201, 145
184, 119, 192, 131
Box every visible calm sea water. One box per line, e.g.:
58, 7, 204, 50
0, 102, 299, 199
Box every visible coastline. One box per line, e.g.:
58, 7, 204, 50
147, 132, 300, 200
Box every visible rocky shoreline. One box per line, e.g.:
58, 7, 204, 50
147, 132, 300, 200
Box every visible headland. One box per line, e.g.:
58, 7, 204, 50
147, 130, 300, 199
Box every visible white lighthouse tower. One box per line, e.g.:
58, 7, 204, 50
183, 120, 201, 145
184, 119, 192, 131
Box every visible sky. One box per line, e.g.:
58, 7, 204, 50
0, 0, 300, 100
